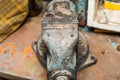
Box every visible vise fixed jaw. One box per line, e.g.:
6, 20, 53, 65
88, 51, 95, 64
32, 0, 97, 80
32, 26, 97, 80
32, 21, 97, 80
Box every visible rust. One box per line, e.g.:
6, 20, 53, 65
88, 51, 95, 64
1, 42, 16, 56
78, 15, 85, 27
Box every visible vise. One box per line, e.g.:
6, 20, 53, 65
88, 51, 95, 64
32, 0, 97, 80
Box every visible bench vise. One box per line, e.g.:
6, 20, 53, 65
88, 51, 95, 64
32, 0, 97, 80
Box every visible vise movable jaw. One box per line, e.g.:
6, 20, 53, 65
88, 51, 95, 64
32, 0, 97, 80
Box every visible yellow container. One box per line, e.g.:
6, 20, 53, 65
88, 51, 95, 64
104, 1, 120, 10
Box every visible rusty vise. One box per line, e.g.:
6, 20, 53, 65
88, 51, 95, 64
32, 0, 97, 80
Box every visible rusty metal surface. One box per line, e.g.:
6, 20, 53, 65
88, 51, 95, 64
77, 32, 120, 80
0, 14, 120, 80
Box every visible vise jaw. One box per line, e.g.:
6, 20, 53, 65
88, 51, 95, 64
32, 0, 97, 80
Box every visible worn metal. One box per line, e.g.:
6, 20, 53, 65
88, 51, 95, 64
73, 0, 88, 26
32, 0, 97, 80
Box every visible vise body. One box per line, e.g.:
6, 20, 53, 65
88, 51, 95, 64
32, 0, 97, 80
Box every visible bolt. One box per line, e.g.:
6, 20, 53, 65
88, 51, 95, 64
91, 56, 96, 60
71, 34, 74, 37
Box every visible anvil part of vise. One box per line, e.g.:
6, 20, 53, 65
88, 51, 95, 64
32, 0, 97, 80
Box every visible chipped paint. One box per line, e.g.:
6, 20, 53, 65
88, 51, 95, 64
1, 42, 16, 56
0, 42, 47, 80
112, 42, 116, 47
83, 27, 89, 31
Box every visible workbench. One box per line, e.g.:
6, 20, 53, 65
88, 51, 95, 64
0, 14, 120, 80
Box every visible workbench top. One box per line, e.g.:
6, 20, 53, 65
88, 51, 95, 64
0, 15, 120, 80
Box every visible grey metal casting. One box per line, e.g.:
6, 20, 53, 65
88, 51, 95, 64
32, 0, 97, 80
